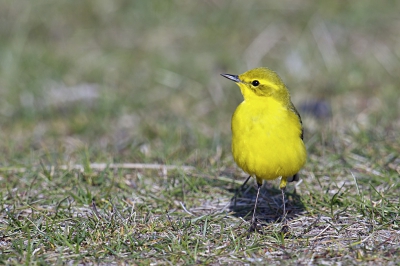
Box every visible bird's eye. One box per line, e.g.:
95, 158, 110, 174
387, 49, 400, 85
252, 80, 259, 86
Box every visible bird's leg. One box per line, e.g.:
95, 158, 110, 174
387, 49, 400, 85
240, 175, 252, 191
281, 187, 286, 221
249, 181, 262, 232
279, 177, 289, 233
280, 187, 290, 233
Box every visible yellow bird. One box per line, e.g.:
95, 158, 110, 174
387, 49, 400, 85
221, 67, 307, 230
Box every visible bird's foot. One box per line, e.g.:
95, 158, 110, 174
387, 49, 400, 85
280, 219, 289, 234
248, 217, 258, 232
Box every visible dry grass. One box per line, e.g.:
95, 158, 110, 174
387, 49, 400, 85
1, 0, 399, 265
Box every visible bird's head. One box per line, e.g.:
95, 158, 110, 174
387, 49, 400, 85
221, 67, 290, 102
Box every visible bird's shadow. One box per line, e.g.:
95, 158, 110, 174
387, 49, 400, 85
227, 179, 305, 225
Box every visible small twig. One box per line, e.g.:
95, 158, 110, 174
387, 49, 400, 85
213, 175, 245, 185
25, 216, 47, 236
88, 163, 195, 172
179, 202, 195, 216
0, 163, 195, 173
190, 173, 246, 185
350, 232, 375, 247
311, 224, 331, 240
218, 201, 231, 213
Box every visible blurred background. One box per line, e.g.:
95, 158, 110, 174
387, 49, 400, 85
0, 0, 399, 169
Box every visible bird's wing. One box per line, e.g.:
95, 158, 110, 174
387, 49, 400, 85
289, 101, 304, 140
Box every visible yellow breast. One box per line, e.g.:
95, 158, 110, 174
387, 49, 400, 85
231, 97, 306, 180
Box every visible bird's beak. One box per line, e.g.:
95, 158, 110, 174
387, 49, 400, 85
220, 73, 240, 83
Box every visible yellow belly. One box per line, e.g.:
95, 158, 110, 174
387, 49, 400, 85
231, 98, 306, 180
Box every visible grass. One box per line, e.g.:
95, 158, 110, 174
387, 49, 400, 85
1, 0, 399, 265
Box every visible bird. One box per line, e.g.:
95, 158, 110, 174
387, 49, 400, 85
221, 67, 307, 231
